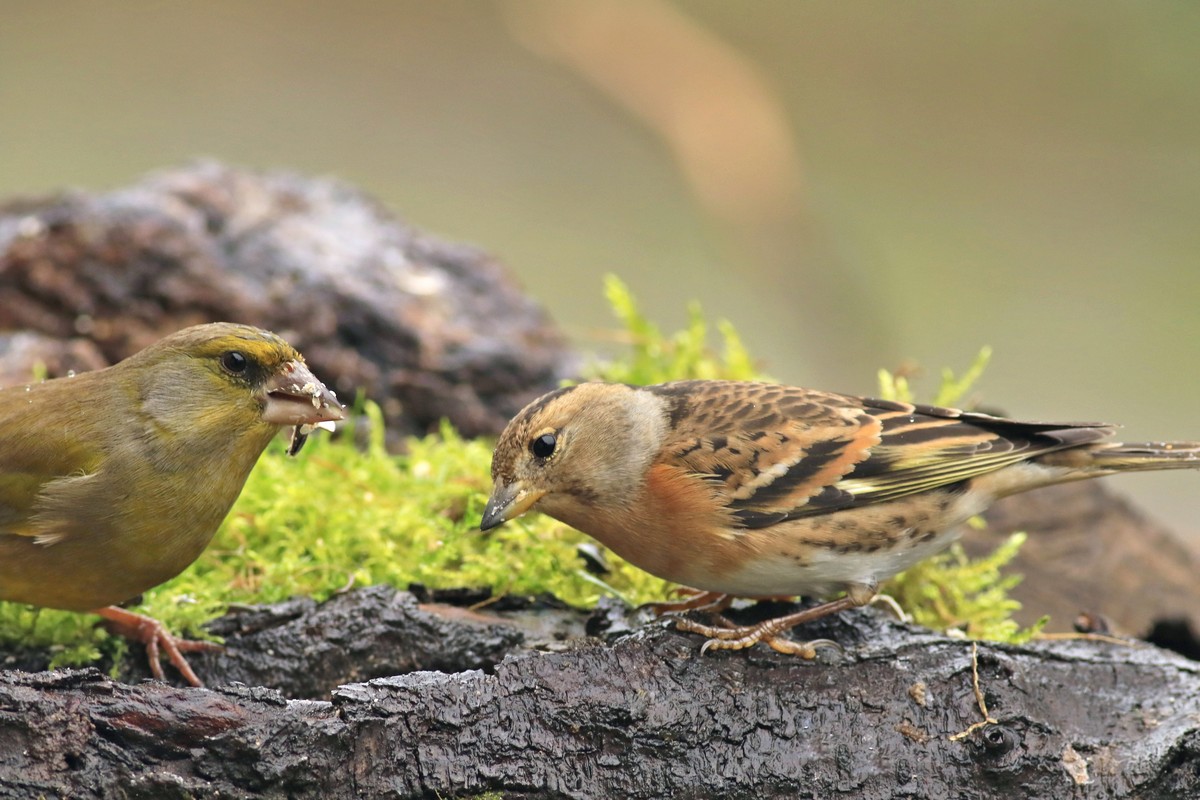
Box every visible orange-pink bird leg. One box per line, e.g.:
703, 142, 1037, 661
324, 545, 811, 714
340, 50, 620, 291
674, 594, 865, 658
94, 605, 223, 687
640, 589, 734, 616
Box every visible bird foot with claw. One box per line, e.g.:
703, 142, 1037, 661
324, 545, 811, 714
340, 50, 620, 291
95, 605, 223, 687
869, 593, 910, 622
674, 616, 842, 659
672, 594, 863, 658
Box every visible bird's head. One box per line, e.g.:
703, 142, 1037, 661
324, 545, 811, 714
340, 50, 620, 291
480, 382, 670, 531
120, 323, 344, 446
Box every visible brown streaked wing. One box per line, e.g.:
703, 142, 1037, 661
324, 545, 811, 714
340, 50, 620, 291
735, 396, 1115, 526
646, 381, 883, 516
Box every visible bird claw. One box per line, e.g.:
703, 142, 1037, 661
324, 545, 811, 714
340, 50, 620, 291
673, 594, 862, 659
693, 625, 839, 660
766, 637, 843, 658
95, 606, 223, 687
676, 616, 820, 658
869, 593, 910, 623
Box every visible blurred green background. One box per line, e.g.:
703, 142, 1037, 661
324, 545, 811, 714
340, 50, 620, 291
3, 1, 1197, 542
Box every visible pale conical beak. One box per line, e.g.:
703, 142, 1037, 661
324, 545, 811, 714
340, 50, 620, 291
480, 480, 545, 531
261, 360, 345, 426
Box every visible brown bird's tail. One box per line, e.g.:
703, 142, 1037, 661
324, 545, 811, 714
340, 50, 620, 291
1040, 441, 1200, 474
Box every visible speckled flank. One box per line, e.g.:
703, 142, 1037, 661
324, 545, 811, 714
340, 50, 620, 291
713, 488, 988, 597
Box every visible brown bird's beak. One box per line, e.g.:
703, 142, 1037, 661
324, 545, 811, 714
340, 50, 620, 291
480, 480, 545, 531
261, 360, 345, 426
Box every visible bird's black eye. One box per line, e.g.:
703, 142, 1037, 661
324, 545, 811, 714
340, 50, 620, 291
221, 351, 249, 374
531, 432, 557, 459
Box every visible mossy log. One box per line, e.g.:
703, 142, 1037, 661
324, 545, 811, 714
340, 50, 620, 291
2, 165, 1198, 798
2, 477, 1199, 799
0, 593, 1197, 799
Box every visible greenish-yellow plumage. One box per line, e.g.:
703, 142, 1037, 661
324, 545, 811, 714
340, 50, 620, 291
0, 322, 343, 684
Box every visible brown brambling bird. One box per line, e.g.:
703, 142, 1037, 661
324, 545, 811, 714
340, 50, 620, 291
482, 380, 1199, 657
0, 323, 344, 685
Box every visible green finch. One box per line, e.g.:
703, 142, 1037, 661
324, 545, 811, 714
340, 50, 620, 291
0, 323, 344, 685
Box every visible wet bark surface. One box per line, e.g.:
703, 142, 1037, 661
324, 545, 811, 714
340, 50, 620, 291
1, 476, 1198, 799
0, 591, 1197, 800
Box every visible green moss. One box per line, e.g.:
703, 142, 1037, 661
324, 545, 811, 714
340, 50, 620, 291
886, 532, 1046, 643
585, 274, 764, 384
0, 605, 116, 670
0, 277, 1041, 668
876, 345, 993, 408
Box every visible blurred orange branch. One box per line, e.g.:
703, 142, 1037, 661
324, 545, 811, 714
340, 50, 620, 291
503, 0, 807, 231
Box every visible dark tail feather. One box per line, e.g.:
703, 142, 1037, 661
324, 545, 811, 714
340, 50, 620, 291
1050, 441, 1200, 473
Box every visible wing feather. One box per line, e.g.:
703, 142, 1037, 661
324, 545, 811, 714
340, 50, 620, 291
0, 375, 107, 539
648, 381, 1114, 528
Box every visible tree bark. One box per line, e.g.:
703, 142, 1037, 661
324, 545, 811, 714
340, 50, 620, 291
2, 481, 1199, 799
973, 481, 1200, 644
1, 600, 1197, 800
